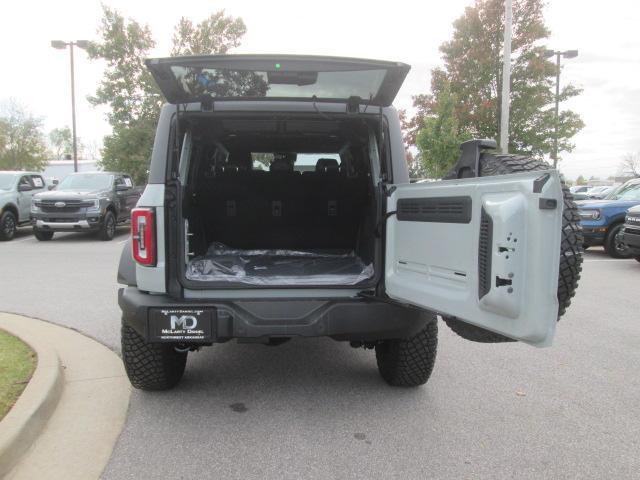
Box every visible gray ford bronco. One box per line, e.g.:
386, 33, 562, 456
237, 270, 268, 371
117, 55, 582, 390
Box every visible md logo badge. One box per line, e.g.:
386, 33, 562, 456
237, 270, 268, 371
170, 315, 198, 330
153, 309, 210, 342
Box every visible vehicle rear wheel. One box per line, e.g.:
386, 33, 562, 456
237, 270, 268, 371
33, 228, 54, 241
121, 323, 187, 390
442, 153, 583, 343
0, 210, 17, 241
99, 211, 116, 241
375, 315, 438, 387
604, 223, 631, 259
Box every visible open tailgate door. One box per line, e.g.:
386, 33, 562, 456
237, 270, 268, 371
385, 171, 564, 347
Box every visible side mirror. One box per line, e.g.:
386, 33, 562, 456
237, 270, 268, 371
18, 184, 32, 192
116, 184, 131, 191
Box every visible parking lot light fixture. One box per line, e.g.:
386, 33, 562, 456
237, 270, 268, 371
51, 40, 89, 173
545, 48, 579, 168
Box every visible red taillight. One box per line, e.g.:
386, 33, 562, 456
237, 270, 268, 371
132, 208, 156, 266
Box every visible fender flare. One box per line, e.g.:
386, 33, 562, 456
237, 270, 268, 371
117, 238, 137, 286
1, 202, 19, 216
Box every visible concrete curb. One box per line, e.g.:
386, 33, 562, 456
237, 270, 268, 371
0, 312, 130, 480
0, 320, 64, 478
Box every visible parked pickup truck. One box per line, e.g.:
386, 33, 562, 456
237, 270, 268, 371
0, 171, 50, 241
620, 204, 640, 261
31, 171, 143, 241
578, 178, 640, 258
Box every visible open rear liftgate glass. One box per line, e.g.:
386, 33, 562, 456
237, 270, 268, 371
384, 171, 564, 347
144, 54, 410, 107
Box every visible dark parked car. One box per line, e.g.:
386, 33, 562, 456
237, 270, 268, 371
620, 204, 640, 262
578, 179, 640, 258
31, 172, 142, 241
117, 54, 582, 391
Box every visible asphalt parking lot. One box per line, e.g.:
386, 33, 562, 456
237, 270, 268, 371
1, 227, 639, 479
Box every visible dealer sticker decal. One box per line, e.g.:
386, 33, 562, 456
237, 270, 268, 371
151, 308, 212, 341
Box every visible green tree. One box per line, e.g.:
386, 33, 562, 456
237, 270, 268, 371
86, 6, 162, 183
406, 151, 427, 180
405, 0, 584, 168
415, 82, 470, 178
576, 175, 586, 185
49, 126, 73, 160
171, 11, 246, 56
87, 7, 247, 184
0, 101, 49, 171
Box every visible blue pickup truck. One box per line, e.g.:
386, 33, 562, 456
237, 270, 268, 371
578, 178, 640, 258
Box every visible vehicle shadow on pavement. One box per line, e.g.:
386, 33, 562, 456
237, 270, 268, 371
136, 336, 430, 411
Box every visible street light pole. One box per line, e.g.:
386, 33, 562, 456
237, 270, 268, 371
51, 40, 89, 173
499, 0, 513, 154
553, 52, 561, 169
545, 49, 578, 168
69, 42, 78, 173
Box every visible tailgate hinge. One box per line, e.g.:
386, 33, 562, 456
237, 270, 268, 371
358, 291, 415, 309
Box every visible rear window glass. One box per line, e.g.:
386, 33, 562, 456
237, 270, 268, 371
250, 153, 341, 172
295, 154, 340, 173
170, 66, 387, 101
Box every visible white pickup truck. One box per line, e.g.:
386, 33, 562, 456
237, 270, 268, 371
0, 171, 49, 240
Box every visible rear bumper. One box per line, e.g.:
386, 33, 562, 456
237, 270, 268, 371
118, 287, 430, 343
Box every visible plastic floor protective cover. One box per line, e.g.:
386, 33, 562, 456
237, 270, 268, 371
186, 242, 373, 286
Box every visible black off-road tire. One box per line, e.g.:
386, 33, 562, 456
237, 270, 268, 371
33, 228, 54, 241
375, 316, 438, 387
442, 153, 583, 343
0, 210, 17, 241
121, 324, 187, 390
604, 223, 631, 259
99, 211, 116, 241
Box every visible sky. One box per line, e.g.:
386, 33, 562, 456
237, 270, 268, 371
1, 0, 639, 181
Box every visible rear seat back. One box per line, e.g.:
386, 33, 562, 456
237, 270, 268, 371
196, 155, 369, 249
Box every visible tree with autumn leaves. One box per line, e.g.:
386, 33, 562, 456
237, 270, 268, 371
404, 0, 584, 178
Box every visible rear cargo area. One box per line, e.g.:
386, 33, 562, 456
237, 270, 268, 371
179, 115, 379, 287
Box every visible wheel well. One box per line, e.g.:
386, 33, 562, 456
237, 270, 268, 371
106, 204, 117, 218
2, 203, 18, 217
606, 220, 625, 236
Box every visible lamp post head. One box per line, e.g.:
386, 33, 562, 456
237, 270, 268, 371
51, 40, 68, 49
543, 49, 556, 58
74, 40, 90, 49
562, 50, 579, 59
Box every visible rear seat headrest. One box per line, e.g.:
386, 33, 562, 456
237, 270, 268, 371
315, 158, 340, 173
270, 158, 293, 173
